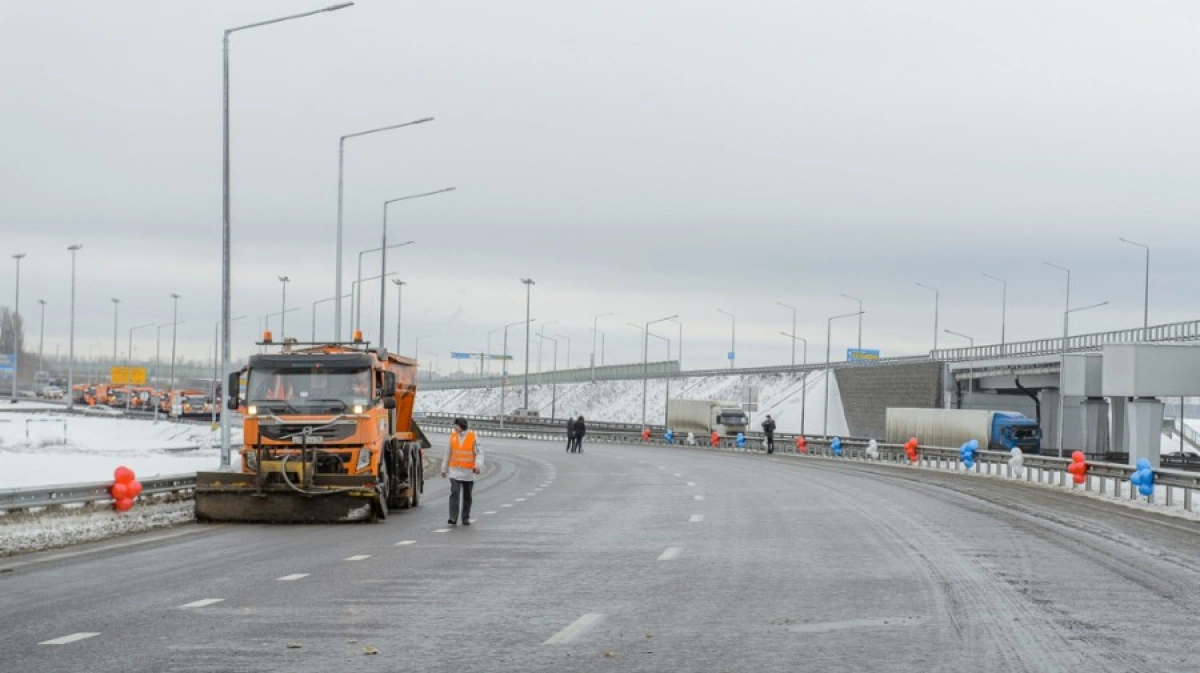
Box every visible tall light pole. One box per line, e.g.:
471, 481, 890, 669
982, 272, 1007, 350
841, 294, 863, 352
538, 321, 560, 379
223, 2, 354, 467
716, 308, 736, 369
1044, 261, 1071, 336
277, 276, 289, 340
824, 311, 864, 437
535, 334, 560, 419
668, 317, 683, 371
647, 331, 672, 424
554, 333, 572, 369
66, 245, 82, 411
354, 241, 413, 333
36, 300, 46, 377
781, 331, 809, 435
521, 278, 535, 410
1118, 237, 1150, 328
393, 279, 406, 352
641, 315, 678, 428
11, 253, 25, 399
914, 282, 940, 352
109, 298, 120, 371
499, 318, 533, 420
126, 322, 154, 411
154, 319, 185, 421
777, 301, 797, 366
1057, 301, 1109, 452
311, 293, 349, 342
211, 315, 245, 423
169, 294, 181, 394
380, 188, 453, 346
944, 329, 974, 347
414, 334, 431, 377
591, 312, 613, 382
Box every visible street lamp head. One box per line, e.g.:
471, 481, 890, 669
521, 278, 535, 286
392, 278, 406, 286
324, 2, 354, 10
67, 244, 83, 252
278, 276, 289, 283
1044, 261, 1070, 274
12, 253, 26, 260
170, 293, 180, 300
111, 298, 120, 304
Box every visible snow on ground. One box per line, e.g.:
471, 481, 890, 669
415, 370, 851, 435
0, 408, 241, 489
0, 499, 194, 558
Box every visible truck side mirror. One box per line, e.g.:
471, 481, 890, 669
383, 396, 396, 410
226, 371, 241, 411
383, 372, 397, 395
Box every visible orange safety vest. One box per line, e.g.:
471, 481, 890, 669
449, 431, 477, 469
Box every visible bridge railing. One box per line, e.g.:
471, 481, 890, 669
932, 319, 1200, 361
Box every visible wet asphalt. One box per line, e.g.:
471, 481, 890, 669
2, 437, 1199, 673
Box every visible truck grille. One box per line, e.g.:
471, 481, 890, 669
259, 422, 357, 442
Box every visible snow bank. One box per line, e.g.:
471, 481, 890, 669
0, 499, 194, 557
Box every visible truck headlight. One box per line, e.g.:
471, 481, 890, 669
356, 449, 372, 472
353, 404, 364, 415
244, 451, 258, 470
247, 405, 257, 416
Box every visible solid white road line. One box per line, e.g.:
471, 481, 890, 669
39, 632, 101, 645
180, 599, 225, 609
544, 613, 606, 645
395, 540, 417, 546
344, 555, 372, 561
276, 574, 309, 581
689, 514, 705, 523
694, 495, 705, 501
658, 547, 684, 561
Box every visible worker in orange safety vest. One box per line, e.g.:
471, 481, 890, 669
441, 417, 483, 526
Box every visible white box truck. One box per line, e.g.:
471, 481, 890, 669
666, 400, 749, 437
885, 407, 1042, 453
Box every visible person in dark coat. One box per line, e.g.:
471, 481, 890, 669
572, 416, 587, 453
566, 416, 577, 453
761, 414, 777, 454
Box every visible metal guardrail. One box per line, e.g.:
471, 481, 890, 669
932, 319, 1200, 361
0, 474, 198, 513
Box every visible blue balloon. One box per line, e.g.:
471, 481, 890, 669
831, 437, 843, 457
960, 440, 978, 469
1138, 483, 1154, 497
1136, 458, 1152, 471
664, 429, 675, 444
736, 433, 745, 449
1130, 462, 1155, 498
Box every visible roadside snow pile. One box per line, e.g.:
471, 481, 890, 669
0, 499, 194, 557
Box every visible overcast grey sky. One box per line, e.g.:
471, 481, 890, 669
2, 0, 1198, 374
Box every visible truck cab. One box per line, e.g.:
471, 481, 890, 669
990, 412, 1043, 453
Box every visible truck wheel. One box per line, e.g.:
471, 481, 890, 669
385, 446, 406, 511
409, 447, 422, 508
375, 459, 390, 520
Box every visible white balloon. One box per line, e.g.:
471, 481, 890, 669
866, 439, 879, 459
686, 432, 696, 445
1008, 447, 1025, 478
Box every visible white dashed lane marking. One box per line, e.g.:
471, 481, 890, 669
658, 547, 684, 561
545, 613, 606, 645
39, 633, 100, 645
434, 528, 452, 533
395, 540, 417, 546
689, 514, 705, 523
484, 511, 497, 515
344, 555, 371, 561
276, 574, 309, 581
502, 504, 513, 508
673, 473, 682, 477
687, 482, 696, 487
180, 599, 225, 609
694, 495, 705, 501
516, 498, 526, 502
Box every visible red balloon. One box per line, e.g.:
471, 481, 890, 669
110, 482, 129, 499
114, 466, 136, 483
126, 480, 143, 498
1071, 451, 1086, 463
114, 497, 134, 512
1072, 473, 1086, 485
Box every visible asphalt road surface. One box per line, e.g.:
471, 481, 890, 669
3, 437, 1199, 672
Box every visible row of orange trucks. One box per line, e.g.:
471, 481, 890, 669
72, 384, 218, 418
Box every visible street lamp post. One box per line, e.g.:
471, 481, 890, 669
824, 311, 864, 437
154, 319, 185, 422
126, 322, 155, 412
982, 272, 1007, 351
943, 329, 974, 347
591, 312, 613, 382
841, 294, 863, 352
277, 277, 289, 340
223, 1, 354, 467
914, 282, 939, 352
554, 333, 571, 370
499, 319, 532, 422
393, 279, 406, 353
667, 317, 683, 371
716, 308, 736, 369
311, 294, 349, 342
349, 273, 396, 340
1044, 261, 1071, 335
169, 294, 181, 394
1118, 237, 1150, 328
777, 301, 797, 366
66, 245, 82, 411
110, 298, 120, 370
36, 300, 46, 378
537, 321, 560, 380
647, 331, 672, 425
354, 242, 414, 334
640, 315, 678, 429
1058, 301, 1109, 452
11, 253, 25, 399
535, 334, 559, 419
380, 188, 453, 346
781, 331, 809, 435
414, 335, 431, 377
521, 279, 535, 410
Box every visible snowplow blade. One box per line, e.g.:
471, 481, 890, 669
194, 471, 381, 524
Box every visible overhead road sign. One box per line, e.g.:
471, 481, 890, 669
847, 349, 881, 362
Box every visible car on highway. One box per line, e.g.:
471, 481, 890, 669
80, 404, 124, 417
39, 386, 65, 400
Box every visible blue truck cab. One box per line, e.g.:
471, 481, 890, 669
990, 411, 1042, 453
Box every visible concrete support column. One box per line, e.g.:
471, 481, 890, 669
1080, 398, 1109, 455
1109, 396, 1128, 457
1126, 397, 1163, 469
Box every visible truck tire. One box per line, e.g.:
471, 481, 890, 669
409, 445, 422, 508
386, 443, 407, 511
374, 459, 390, 520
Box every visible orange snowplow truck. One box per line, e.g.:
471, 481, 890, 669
194, 339, 430, 523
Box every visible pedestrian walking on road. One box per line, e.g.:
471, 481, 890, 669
441, 417, 483, 526
572, 416, 587, 453
566, 416, 578, 453
761, 414, 777, 454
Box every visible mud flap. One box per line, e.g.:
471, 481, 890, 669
194, 471, 380, 523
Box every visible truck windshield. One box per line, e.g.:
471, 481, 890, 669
719, 412, 748, 426
247, 367, 372, 411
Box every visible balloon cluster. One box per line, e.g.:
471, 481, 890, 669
735, 433, 746, 450
959, 439, 979, 470
830, 437, 843, 457
710, 431, 720, 447
1008, 447, 1024, 478
1067, 451, 1088, 485
641, 427, 651, 442
865, 439, 879, 459
904, 438, 919, 463
686, 432, 696, 446
1130, 458, 1155, 497
796, 436, 808, 454
664, 429, 675, 445
110, 466, 143, 512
